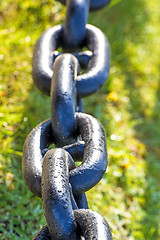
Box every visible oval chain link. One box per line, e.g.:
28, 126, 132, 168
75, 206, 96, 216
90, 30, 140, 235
32, 24, 110, 98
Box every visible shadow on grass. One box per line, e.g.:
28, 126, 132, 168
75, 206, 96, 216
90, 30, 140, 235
89, 0, 160, 239
107, 0, 160, 239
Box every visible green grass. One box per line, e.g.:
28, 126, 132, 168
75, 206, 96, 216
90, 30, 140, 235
0, 0, 160, 239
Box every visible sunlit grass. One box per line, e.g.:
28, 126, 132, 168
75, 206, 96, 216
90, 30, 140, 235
1, 0, 160, 239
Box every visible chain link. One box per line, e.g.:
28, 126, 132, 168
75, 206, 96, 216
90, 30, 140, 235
32, 24, 110, 98
57, 0, 112, 11
23, 0, 113, 239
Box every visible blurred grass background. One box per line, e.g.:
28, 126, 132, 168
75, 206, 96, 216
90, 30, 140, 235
0, 0, 160, 239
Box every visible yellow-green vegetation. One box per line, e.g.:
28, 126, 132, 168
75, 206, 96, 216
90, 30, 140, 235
0, 0, 160, 239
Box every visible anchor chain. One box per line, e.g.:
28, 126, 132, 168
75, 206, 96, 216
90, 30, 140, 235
22, 0, 113, 239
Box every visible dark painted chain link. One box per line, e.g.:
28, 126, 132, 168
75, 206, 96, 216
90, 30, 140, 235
22, 0, 113, 239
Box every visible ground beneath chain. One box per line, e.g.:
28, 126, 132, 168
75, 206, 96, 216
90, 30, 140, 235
0, 0, 160, 239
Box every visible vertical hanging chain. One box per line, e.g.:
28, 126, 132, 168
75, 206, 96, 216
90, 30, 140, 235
22, 0, 113, 239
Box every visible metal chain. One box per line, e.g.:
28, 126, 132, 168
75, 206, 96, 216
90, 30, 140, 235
22, 0, 113, 239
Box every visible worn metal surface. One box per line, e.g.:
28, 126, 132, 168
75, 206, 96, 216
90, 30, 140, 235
23, 119, 52, 198
74, 209, 112, 239
33, 225, 51, 240
32, 24, 110, 98
23, 112, 107, 197
42, 148, 77, 240
70, 112, 107, 196
33, 209, 112, 240
51, 54, 78, 146
63, 0, 90, 50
